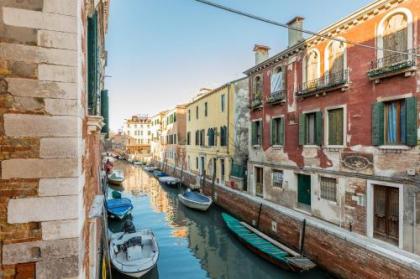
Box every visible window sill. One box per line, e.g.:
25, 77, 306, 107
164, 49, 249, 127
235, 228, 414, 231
271, 145, 283, 149
324, 145, 345, 151
378, 145, 411, 150
303, 145, 320, 148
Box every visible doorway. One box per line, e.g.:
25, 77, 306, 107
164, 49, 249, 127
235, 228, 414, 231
297, 174, 311, 208
373, 184, 399, 245
255, 167, 263, 197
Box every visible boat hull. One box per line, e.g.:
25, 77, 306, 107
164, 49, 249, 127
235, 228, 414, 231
108, 207, 132, 220
178, 193, 212, 211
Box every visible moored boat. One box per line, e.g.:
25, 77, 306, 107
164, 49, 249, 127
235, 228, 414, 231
152, 170, 167, 177
221, 213, 316, 272
158, 176, 181, 186
178, 190, 212, 211
110, 221, 159, 278
143, 166, 157, 172
106, 198, 133, 220
108, 170, 125, 185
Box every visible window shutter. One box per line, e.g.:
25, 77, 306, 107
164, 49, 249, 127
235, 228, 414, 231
252, 122, 257, 145
405, 97, 417, 146
315, 111, 323, 146
372, 102, 385, 146
299, 114, 305, 145
258, 121, 263, 145
279, 118, 285, 145
270, 119, 274, 145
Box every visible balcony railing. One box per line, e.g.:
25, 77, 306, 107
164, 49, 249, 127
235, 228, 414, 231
266, 90, 286, 104
297, 69, 349, 96
251, 95, 262, 109
368, 48, 416, 79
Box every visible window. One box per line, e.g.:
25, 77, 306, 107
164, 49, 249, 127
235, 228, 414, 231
251, 121, 262, 146
200, 129, 205, 146
326, 41, 346, 83
196, 106, 199, 119
174, 134, 177, 144
204, 102, 208, 117
382, 12, 409, 66
373, 184, 399, 245
270, 117, 284, 146
188, 109, 191, 121
221, 94, 225, 112
196, 157, 199, 169
220, 126, 227, 146
320, 176, 337, 202
195, 130, 199, 145
299, 112, 322, 146
207, 128, 215, 146
304, 49, 320, 88
220, 159, 225, 181
255, 167, 263, 197
87, 12, 99, 115
327, 108, 344, 146
271, 67, 285, 94
254, 76, 263, 99
272, 170, 283, 188
372, 97, 417, 146
187, 132, 191, 145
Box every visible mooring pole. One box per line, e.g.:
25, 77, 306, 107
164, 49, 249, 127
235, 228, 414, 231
299, 219, 306, 255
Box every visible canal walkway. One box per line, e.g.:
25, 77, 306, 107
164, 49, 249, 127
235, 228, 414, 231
108, 161, 330, 279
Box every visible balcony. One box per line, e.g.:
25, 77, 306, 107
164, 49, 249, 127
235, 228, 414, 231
297, 69, 349, 97
250, 95, 263, 109
368, 49, 416, 81
266, 90, 286, 105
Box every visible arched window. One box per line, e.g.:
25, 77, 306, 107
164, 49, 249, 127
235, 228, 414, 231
304, 49, 320, 89
326, 41, 345, 74
271, 66, 284, 94
377, 8, 413, 67
254, 75, 263, 98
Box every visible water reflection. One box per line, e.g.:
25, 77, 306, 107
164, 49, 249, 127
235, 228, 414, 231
109, 161, 330, 279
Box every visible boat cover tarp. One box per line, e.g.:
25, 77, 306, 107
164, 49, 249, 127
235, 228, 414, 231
222, 213, 288, 262
183, 191, 211, 203
106, 198, 133, 215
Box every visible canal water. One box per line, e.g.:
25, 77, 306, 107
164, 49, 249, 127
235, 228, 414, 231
108, 161, 331, 279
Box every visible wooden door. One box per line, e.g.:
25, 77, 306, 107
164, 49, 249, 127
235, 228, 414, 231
374, 185, 399, 245
298, 174, 311, 206
255, 167, 263, 197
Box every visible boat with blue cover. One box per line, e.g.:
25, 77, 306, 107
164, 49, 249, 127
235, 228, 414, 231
106, 198, 134, 220
221, 213, 316, 272
152, 170, 167, 177
178, 190, 212, 211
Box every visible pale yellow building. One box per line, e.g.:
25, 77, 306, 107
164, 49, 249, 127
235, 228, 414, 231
185, 78, 249, 187
150, 110, 167, 163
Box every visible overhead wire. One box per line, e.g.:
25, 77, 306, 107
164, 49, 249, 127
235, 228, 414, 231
194, 0, 419, 57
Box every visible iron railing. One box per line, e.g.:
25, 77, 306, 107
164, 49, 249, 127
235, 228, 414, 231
298, 69, 349, 95
267, 90, 286, 104
368, 48, 417, 78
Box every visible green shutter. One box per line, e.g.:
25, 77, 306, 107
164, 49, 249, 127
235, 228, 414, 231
299, 114, 305, 145
315, 111, 323, 146
279, 118, 285, 145
372, 102, 385, 146
100, 90, 109, 136
405, 97, 417, 146
270, 119, 274, 146
252, 122, 257, 145
258, 121, 263, 145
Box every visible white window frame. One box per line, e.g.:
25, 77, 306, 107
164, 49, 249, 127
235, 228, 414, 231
271, 115, 285, 148
324, 105, 347, 148
367, 180, 404, 249
271, 169, 284, 188
318, 174, 338, 204
302, 48, 321, 84
251, 118, 263, 147
301, 109, 321, 148
324, 38, 347, 79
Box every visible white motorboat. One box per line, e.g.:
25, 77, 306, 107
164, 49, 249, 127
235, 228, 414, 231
143, 166, 157, 172
108, 170, 125, 186
110, 222, 159, 278
178, 190, 212, 211
158, 176, 180, 186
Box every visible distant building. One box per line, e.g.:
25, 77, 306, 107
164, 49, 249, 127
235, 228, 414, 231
150, 110, 167, 163
122, 115, 152, 156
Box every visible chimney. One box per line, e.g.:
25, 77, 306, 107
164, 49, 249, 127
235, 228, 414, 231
253, 44, 270, 65
287, 16, 304, 47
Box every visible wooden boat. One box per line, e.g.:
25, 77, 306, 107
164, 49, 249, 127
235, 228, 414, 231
108, 170, 124, 185
178, 190, 212, 211
152, 170, 167, 177
110, 221, 159, 278
143, 166, 157, 172
158, 176, 180, 186
221, 213, 316, 272
106, 198, 133, 220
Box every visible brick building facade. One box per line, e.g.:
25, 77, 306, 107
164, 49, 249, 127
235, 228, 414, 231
245, 0, 420, 268
0, 0, 110, 278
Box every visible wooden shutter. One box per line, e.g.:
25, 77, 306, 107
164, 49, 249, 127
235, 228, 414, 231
405, 97, 417, 146
252, 122, 257, 145
270, 119, 275, 145
372, 102, 385, 146
315, 111, 323, 146
279, 118, 285, 145
258, 121, 263, 145
299, 114, 305, 145
87, 14, 97, 114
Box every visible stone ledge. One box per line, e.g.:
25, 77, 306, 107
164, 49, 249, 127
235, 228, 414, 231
87, 115, 104, 134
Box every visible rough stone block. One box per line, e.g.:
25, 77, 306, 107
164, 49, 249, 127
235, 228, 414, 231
4, 114, 78, 137
40, 138, 79, 158
41, 219, 79, 240
38, 64, 76, 82
6, 78, 76, 99
3, 7, 76, 33
43, 0, 77, 16
44, 98, 79, 116
0, 43, 76, 66
7, 196, 79, 223
2, 158, 79, 179
36, 256, 79, 278
37, 30, 77, 50
38, 177, 79, 196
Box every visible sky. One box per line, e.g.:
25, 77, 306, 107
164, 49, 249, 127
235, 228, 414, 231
105, 0, 374, 131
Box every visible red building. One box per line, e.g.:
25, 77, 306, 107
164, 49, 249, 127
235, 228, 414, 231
245, 0, 420, 268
